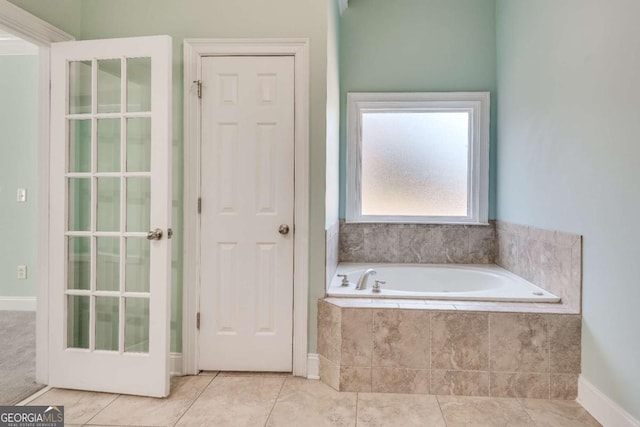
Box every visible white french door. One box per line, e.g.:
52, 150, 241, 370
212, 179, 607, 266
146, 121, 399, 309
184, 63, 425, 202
199, 56, 295, 372
49, 36, 172, 397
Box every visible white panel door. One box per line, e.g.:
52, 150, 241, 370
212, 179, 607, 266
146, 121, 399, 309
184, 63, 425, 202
49, 36, 172, 397
199, 56, 294, 372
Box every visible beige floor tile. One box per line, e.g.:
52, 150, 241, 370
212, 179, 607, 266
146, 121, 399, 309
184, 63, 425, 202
266, 378, 356, 427
86, 375, 212, 426
521, 398, 602, 427
27, 388, 117, 425
175, 375, 285, 427
217, 371, 292, 377
438, 395, 536, 427
357, 393, 446, 427
197, 370, 219, 376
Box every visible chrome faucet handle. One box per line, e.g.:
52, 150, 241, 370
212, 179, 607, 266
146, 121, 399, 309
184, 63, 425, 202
372, 280, 386, 293
337, 274, 349, 286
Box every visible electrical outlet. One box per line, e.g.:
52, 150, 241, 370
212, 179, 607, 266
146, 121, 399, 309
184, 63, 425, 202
17, 265, 27, 280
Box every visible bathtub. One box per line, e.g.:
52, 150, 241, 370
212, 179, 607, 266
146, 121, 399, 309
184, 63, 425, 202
328, 263, 560, 303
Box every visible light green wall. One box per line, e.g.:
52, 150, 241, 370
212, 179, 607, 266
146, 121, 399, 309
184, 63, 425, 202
325, 0, 340, 227
339, 0, 497, 219
496, 0, 640, 420
0, 54, 39, 299
10, 0, 329, 354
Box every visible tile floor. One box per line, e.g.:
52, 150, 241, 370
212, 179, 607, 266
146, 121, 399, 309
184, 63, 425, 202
24, 372, 601, 426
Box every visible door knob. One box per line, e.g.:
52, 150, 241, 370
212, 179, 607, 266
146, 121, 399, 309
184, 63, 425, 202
278, 224, 290, 235
146, 228, 163, 241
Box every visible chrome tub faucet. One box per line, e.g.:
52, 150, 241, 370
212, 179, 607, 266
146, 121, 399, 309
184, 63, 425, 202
356, 268, 377, 290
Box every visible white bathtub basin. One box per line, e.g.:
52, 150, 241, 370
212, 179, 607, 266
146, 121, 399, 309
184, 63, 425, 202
328, 263, 560, 303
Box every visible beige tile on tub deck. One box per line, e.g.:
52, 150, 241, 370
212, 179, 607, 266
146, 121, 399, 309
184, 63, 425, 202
441, 227, 470, 263
431, 370, 490, 396
437, 395, 536, 427
339, 223, 364, 262
357, 393, 446, 427
468, 225, 496, 264
373, 309, 430, 369
340, 308, 373, 367
318, 299, 342, 363
519, 238, 572, 301
319, 355, 340, 390
548, 314, 582, 374
550, 373, 579, 399
371, 367, 430, 394
398, 226, 443, 263
431, 312, 489, 371
521, 398, 602, 427
87, 375, 212, 426
568, 237, 582, 312
176, 375, 284, 427
489, 372, 550, 399
340, 366, 371, 392
489, 313, 548, 373
266, 377, 356, 427
27, 388, 118, 425
363, 226, 399, 262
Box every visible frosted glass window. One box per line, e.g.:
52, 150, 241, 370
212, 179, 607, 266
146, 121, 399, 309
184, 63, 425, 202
346, 92, 490, 224
361, 112, 469, 217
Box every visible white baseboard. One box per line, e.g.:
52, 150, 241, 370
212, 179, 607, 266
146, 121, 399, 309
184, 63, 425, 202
578, 375, 640, 427
170, 352, 183, 376
0, 296, 36, 311
307, 353, 319, 380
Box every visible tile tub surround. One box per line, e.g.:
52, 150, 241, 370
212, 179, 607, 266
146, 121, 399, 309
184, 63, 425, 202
325, 221, 340, 287
339, 221, 496, 264
495, 221, 582, 313
336, 220, 582, 313
317, 300, 581, 399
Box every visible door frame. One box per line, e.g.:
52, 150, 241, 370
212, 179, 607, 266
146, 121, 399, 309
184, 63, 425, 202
182, 39, 310, 377
0, 0, 75, 385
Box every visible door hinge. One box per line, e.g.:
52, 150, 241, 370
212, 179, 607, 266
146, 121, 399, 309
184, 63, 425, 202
196, 312, 201, 330
193, 80, 202, 99
197, 197, 202, 214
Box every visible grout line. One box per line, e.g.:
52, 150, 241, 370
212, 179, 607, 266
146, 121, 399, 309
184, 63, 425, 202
83, 389, 121, 425
466, 228, 471, 262
369, 309, 373, 391
354, 392, 359, 427
429, 311, 433, 394
263, 376, 288, 427
170, 373, 216, 427
488, 312, 492, 397
518, 398, 539, 426
435, 395, 449, 427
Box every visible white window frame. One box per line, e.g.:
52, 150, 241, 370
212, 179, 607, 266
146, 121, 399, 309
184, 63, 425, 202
346, 92, 490, 224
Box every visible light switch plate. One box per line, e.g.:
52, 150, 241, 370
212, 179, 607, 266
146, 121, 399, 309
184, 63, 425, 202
17, 188, 27, 203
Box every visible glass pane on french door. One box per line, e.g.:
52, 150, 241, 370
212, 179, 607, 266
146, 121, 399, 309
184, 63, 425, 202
66, 57, 153, 354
